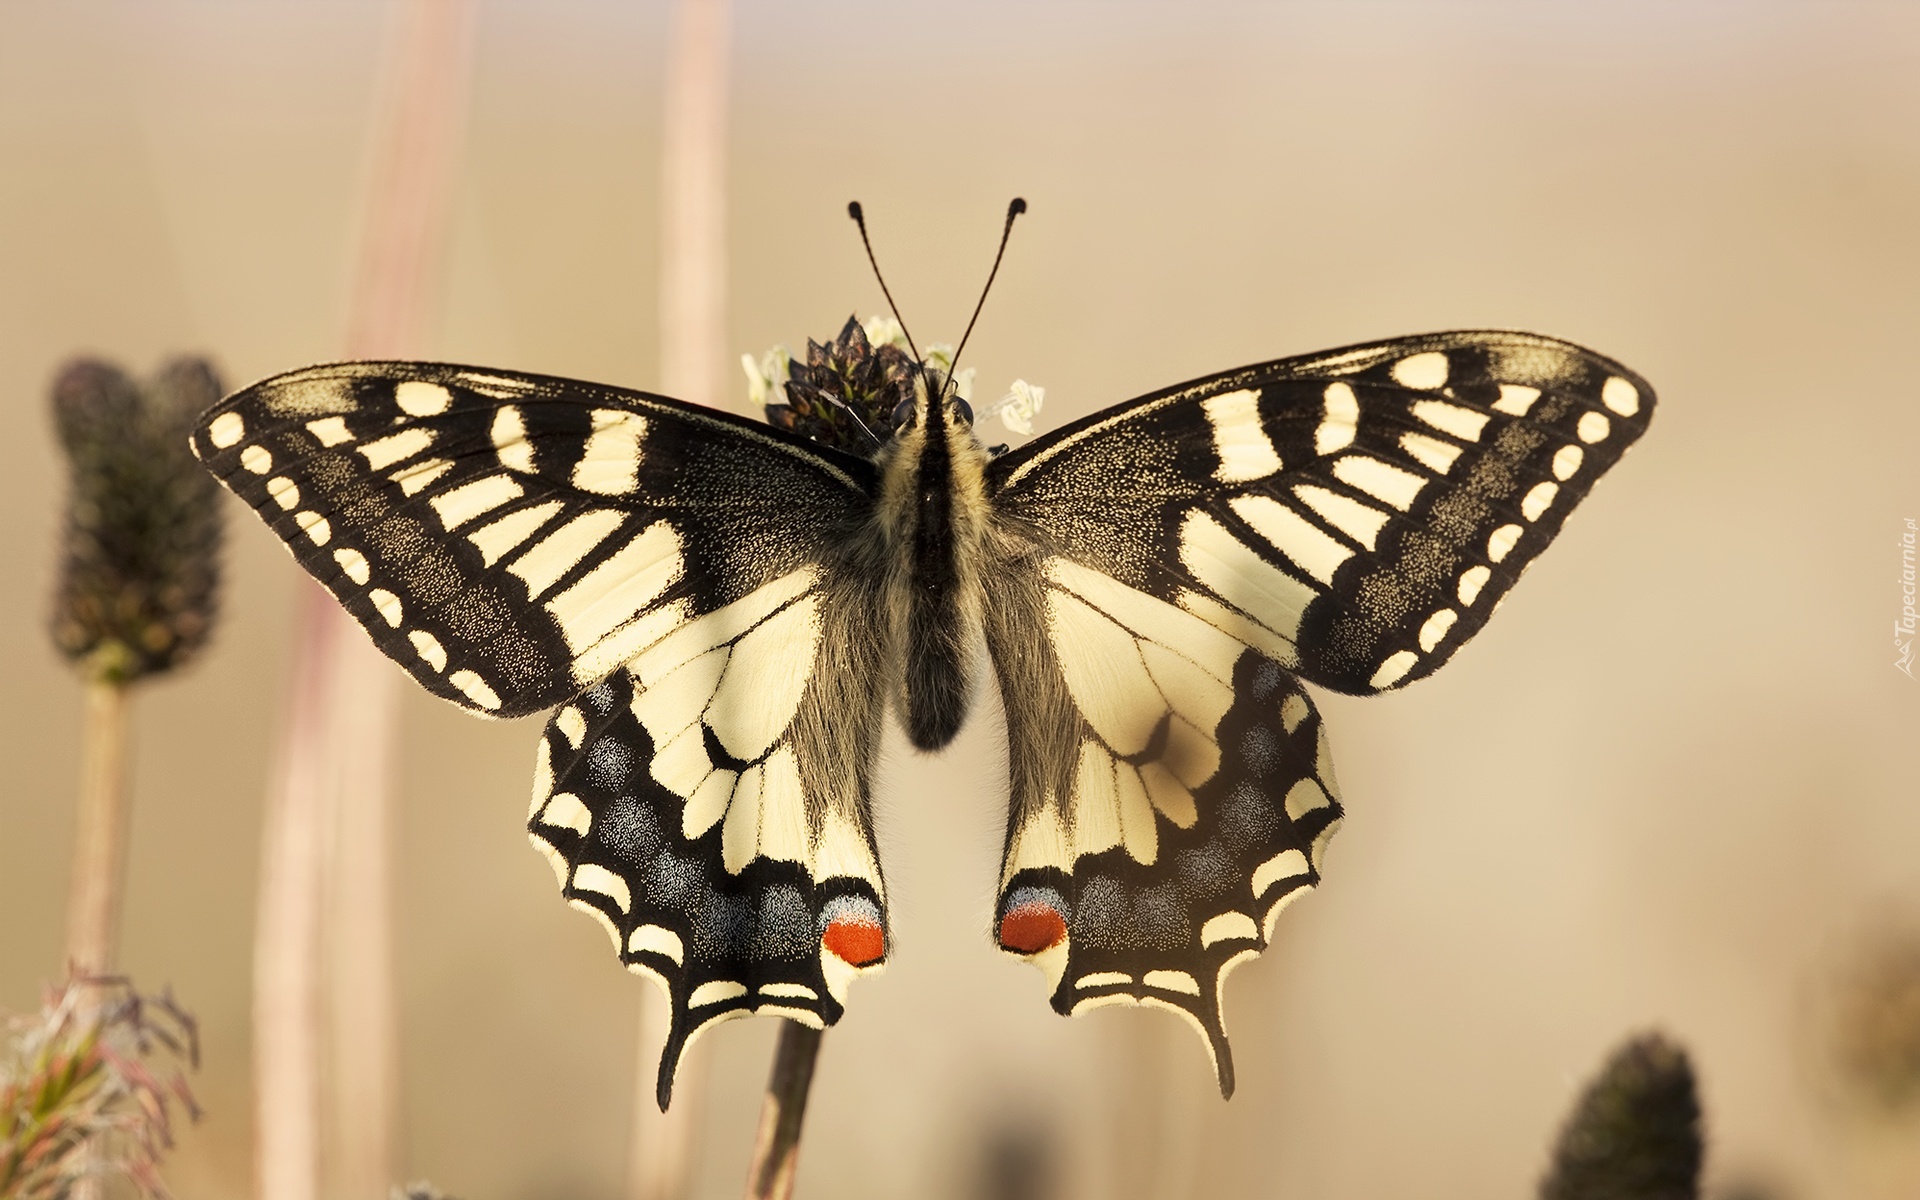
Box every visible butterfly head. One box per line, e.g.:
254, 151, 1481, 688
889, 366, 975, 436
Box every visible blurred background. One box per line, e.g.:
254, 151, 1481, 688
3, 2, 1917, 1198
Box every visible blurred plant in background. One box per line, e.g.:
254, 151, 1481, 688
0, 978, 200, 1200
49, 358, 224, 689
1539, 1032, 1703, 1200
47, 356, 225, 981
1828, 920, 1920, 1115
46, 353, 224, 986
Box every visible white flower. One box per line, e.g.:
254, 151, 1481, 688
994, 379, 1045, 435
740, 345, 791, 409
862, 314, 907, 350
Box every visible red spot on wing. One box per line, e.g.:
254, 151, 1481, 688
823, 914, 886, 966
998, 901, 1068, 954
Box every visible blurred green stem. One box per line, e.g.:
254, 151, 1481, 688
743, 1021, 822, 1200
65, 678, 131, 976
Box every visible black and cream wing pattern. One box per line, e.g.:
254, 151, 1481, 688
191, 363, 895, 1106
980, 332, 1653, 1093
194, 326, 1652, 1108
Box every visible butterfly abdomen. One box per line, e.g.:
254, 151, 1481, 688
877, 381, 992, 751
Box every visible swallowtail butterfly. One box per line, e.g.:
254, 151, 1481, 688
194, 277, 1650, 1109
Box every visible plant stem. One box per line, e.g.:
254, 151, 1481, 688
65, 678, 131, 976
742, 1021, 823, 1200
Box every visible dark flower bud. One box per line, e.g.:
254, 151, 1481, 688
50, 356, 226, 684
1539, 1033, 1703, 1200
763, 314, 916, 453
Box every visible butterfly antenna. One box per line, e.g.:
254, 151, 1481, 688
946, 197, 1027, 386
821, 393, 882, 449
847, 201, 921, 362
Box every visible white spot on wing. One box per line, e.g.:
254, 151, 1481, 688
1115, 763, 1157, 865
333, 548, 369, 585
573, 409, 647, 495
1283, 779, 1330, 821
571, 864, 631, 914
408, 630, 447, 672
1521, 481, 1558, 521
1369, 649, 1419, 689
1199, 911, 1258, 947
268, 477, 300, 509
1230, 495, 1352, 586
1552, 444, 1584, 480
1488, 524, 1522, 563
555, 706, 586, 749
1179, 510, 1313, 644
1457, 565, 1492, 605
369, 588, 402, 626
755, 745, 810, 866
448, 669, 500, 710
1077, 972, 1132, 989
305, 416, 351, 446
492, 406, 534, 472
1201, 388, 1281, 482
1601, 375, 1640, 416
1280, 693, 1309, 733
628, 924, 684, 965
430, 474, 523, 530
392, 458, 453, 496
1316, 382, 1357, 455
1399, 432, 1463, 475
1492, 384, 1541, 416
241, 445, 273, 473
1252, 848, 1311, 897
208, 412, 246, 448
507, 509, 627, 600
540, 792, 590, 835
1410, 400, 1489, 442
1331, 455, 1425, 511
358, 428, 434, 472
1577, 411, 1611, 443
1143, 970, 1201, 995
295, 511, 331, 546
723, 764, 763, 874
1292, 484, 1389, 550
1418, 608, 1457, 652
395, 380, 451, 416
1390, 351, 1449, 389
690, 980, 748, 1007
681, 768, 733, 838
546, 520, 684, 654
468, 500, 563, 567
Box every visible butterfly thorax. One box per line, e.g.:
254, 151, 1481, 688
874, 370, 992, 751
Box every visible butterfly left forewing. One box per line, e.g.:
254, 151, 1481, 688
192, 361, 876, 717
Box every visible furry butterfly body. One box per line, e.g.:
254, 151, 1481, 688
193, 325, 1652, 1107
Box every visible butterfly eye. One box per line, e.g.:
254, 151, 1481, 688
951, 397, 974, 425
891, 397, 916, 430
